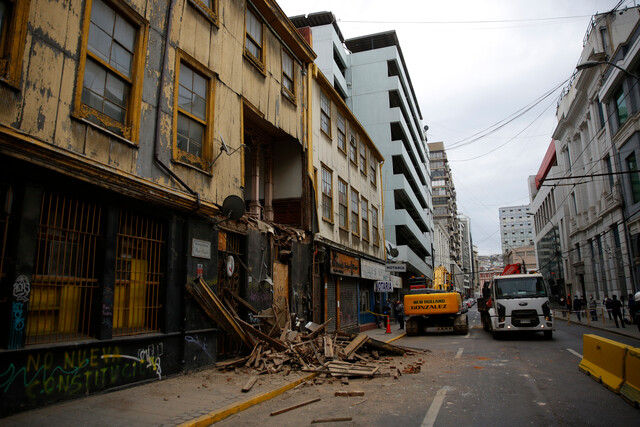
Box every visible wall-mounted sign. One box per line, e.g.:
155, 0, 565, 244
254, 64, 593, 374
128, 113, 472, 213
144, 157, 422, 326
390, 275, 402, 289
386, 263, 406, 272
375, 281, 393, 292
360, 259, 386, 280
192, 239, 211, 259
330, 250, 360, 277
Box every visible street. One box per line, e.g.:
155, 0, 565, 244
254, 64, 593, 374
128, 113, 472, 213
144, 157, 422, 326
215, 306, 640, 426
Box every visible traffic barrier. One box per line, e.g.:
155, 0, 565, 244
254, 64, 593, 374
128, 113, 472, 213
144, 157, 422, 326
579, 334, 633, 393
621, 347, 640, 407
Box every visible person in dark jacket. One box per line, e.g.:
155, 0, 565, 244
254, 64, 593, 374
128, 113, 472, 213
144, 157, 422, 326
628, 294, 636, 324
604, 295, 612, 320
611, 294, 625, 328
396, 301, 404, 330
573, 295, 582, 322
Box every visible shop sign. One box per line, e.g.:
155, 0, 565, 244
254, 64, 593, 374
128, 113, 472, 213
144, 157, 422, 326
391, 275, 402, 289
360, 259, 386, 280
375, 281, 393, 292
330, 250, 360, 277
192, 238, 211, 259
386, 263, 406, 272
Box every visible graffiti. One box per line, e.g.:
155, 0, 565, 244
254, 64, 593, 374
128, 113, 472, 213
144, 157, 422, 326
1, 345, 164, 400
185, 335, 213, 359
8, 276, 31, 350
13, 275, 31, 302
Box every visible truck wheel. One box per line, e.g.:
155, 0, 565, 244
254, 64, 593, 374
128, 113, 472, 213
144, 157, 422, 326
406, 318, 420, 336
543, 330, 553, 340
455, 315, 469, 335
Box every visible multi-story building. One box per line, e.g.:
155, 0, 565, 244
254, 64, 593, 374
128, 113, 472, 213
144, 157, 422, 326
0, 0, 316, 415
499, 205, 534, 256
458, 214, 475, 297
429, 142, 460, 269
534, 5, 640, 302
290, 13, 434, 287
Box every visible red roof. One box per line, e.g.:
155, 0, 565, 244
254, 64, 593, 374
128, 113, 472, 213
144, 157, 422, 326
535, 140, 556, 189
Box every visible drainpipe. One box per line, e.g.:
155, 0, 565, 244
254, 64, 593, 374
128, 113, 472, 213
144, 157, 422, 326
153, 0, 201, 209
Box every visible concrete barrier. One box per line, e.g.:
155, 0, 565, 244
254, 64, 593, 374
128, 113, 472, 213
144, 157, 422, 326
621, 347, 640, 407
578, 334, 632, 393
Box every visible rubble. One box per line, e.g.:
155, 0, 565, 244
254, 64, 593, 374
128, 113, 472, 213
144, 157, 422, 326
187, 278, 423, 384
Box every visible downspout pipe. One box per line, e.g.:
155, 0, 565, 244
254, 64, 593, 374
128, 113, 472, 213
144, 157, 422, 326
153, 0, 201, 209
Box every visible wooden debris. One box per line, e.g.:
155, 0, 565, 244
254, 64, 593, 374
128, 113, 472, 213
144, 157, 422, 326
270, 398, 321, 416
311, 417, 353, 424
335, 390, 365, 397
351, 399, 367, 407
242, 376, 258, 392
342, 334, 368, 359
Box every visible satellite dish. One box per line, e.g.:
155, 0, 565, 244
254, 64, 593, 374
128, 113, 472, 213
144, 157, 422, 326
221, 195, 245, 220
387, 243, 399, 258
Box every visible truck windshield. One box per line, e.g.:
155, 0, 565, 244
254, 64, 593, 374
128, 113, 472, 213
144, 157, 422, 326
495, 277, 548, 299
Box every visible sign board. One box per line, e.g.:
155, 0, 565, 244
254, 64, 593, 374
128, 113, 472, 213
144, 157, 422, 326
375, 281, 393, 292
360, 259, 386, 280
390, 275, 402, 289
191, 239, 211, 259
386, 263, 406, 272
330, 250, 360, 277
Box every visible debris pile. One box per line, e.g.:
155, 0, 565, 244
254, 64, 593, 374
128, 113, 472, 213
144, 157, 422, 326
186, 277, 423, 388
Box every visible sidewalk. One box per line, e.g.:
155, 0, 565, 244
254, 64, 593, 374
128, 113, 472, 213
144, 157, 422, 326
1, 327, 407, 427
553, 308, 640, 341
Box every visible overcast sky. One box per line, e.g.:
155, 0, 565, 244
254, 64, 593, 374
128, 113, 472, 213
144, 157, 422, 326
276, 0, 629, 255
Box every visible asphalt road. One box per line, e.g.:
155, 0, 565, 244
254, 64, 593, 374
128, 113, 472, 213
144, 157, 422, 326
216, 306, 639, 426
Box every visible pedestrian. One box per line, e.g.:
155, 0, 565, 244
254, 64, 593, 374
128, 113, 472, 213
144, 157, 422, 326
611, 294, 625, 328
604, 295, 612, 320
589, 295, 598, 321
566, 294, 572, 318
396, 300, 404, 330
374, 299, 382, 328
573, 295, 582, 322
634, 292, 640, 333
629, 294, 636, 324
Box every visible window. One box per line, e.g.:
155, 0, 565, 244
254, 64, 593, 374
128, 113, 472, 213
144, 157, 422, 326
320, 91, 331, 136
361, 198, 369, 241
174, 53, 215, 170
369, 155, 377, 186
349, 133, 357, 164
281, 49, 295, 101
187, 0, 218, 25
604, 154, 614, 191
338, 178, 348, 229
0, 0, 30, 87
372, 206, 379, 246
321, 165, 333, 221
597, 99, 606, 129
350, 188, 359, 235
626, 152, 640, 204
245, 7, 264, 70
75, 0, 148, 142
615, 87, 628, 127
359, 141, 367, 174
337, 112, 346, 152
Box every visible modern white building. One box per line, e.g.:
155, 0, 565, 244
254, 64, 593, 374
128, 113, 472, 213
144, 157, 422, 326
499, 205, 534, 255
290, 13, 434, 283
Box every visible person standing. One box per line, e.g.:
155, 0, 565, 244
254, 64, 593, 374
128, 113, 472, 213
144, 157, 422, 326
604, 295, 612, 320
566, 294, 572, 319
589, 295, 598, 321
374, 299, 382, 328
611, 294, 625, 328
573, 295, 582, 322
628, 294, 636, 324
396, 300, 404, 330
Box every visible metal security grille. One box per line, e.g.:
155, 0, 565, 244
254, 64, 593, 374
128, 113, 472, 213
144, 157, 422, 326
113, 210, 164, 336
217, 230, 242, 357
27, 192, 102, 344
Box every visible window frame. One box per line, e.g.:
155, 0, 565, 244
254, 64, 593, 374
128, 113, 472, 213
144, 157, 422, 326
187, 0, 219, 26
281, 48, 295, 102
350, 187, 359, 236
349, 131, 357, 165
337, 111, 346, 153
372, 206, 379, 247
321, 164, 333, 222
320, 91, 331, 137
361, 197, 369, 242
338, 177, 348, 230
73, 0, 149, 144
244, 6, 265, 73
359, 140, 367, 175
615, 87, 628, 127
0, 0, 30, 88
369, 154, 377, 186
172, 50, 216, 172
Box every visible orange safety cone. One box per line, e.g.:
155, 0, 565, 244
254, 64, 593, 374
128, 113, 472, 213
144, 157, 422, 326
385, 315, 391, 334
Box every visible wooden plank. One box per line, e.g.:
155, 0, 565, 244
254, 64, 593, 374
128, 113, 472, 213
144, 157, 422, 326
311, 417, 352, 424
270, 398, 321, 416
215, 355, 251, 370
337, 331, 405, 356
242, 376, 259, 392
235, 317, 289, 352
335, 391, 365, 397
224, 288, 259, 315
342, 334, 368, 359
306, 318, 332, 339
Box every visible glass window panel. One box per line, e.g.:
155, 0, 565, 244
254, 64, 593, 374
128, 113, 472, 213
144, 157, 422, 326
114, 15, 135, 52
177, 133, 188, 151
178, 85, 191, 111
103, 100, 125, 122
177, 113, 189, 137
192, 93, 206, 119
193, 72, 207, 98
112, 43, 132, 77
83, 59, 106, 96
189, 119, 204, 144
105, 73, 127, 106
81, 89, 103, 112
91, 0, 115, 34
180, 64, 193, 89
246, 39, 259, 59
88, 23, 112, 63
188, 138, 202, 157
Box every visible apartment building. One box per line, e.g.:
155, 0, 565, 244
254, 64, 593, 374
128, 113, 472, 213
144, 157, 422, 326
499, 205, 534, 255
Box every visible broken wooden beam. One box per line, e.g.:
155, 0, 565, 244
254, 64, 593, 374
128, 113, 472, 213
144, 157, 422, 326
335, 391, 365, 397
337, 331, 405, 356
235, 317, 289, 352
311, 417, 352, 424
342, 334, 368, 359
270, 397, 321, 416
241, 376, 258, 392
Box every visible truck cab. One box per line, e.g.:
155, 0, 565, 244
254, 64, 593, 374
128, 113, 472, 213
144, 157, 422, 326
482, 273, 554, 339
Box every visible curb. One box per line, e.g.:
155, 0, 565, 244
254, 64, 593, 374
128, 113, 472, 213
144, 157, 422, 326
560, 317, 640, 342
180, 333, 407, 426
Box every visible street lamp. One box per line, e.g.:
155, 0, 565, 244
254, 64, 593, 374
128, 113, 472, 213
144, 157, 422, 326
576, 60, 640, 81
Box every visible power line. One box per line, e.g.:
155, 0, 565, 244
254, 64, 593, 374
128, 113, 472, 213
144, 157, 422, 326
339, 15, 593, 26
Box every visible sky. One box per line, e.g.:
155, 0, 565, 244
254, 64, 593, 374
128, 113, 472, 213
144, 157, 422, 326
275, 0, 630, 255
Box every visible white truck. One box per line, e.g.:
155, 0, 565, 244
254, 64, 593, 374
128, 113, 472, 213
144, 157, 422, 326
478, 269, 554, 339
